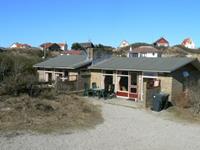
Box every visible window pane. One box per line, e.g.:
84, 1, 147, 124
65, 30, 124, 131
105, 70, 113, 74
119, 77, 128, 91
131, 88, 137, 93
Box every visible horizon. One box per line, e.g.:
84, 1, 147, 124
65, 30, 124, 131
0, 0, 200, 48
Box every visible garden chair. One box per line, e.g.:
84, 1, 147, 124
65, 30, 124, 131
98, 84, 109, 100
108, 84, 116, 99
83, 83, 92, 96
91, 82, 98, 96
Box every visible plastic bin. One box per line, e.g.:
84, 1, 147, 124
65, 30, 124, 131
152, 93, 169, 112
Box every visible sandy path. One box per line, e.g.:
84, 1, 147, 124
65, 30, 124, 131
0, 102, 200, 150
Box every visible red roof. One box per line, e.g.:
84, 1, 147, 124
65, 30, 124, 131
155, 37, 169, 44
40, 43, 54, 49
13, 43, 31, 48
41, 42, 66, 49
182, 38, 193, 45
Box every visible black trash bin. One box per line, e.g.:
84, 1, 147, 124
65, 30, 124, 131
152, 93, 169, 112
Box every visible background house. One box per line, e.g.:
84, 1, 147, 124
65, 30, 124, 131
57, 43, 68, 51
119, 40, 129, 48
40, 43, 61, 51
153, 37, 169, 47
10, 43, 31, 49
127, 46, 161, 58
40, 42, 68, 51
182, 38, 196, 49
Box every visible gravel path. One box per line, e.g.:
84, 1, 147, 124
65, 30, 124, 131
1, 101, 200, 150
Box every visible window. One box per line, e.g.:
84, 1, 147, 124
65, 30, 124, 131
64, 71, 68, 77
131, 88, 137, 93
131, 53, 138, 57
118, 71, 128, 75
131, 73, 137, 86
146, 79, 160, 89
48, 73, 52, 82
105, 70, 113, 74
143, 72, 158, 77
119, 76, 128, 91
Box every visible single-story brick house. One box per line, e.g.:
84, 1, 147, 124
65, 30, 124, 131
33, 55, 92, 90
89, 57, 200, 102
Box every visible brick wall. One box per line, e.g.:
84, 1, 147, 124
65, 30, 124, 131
90, 70, 102, 88
158, 74, 173, 101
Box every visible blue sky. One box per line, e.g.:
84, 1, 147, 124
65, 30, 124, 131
0, 0, 199, 48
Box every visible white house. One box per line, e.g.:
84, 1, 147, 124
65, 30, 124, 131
40, 42, 68, 51
10, 43, 31, 49
182, 38, 195, 49
127, 46, 161, 58
119, 40, 129, 48
58, 42, 68, 51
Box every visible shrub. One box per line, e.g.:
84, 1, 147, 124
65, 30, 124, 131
175, 82, 200, 114
188, 83, 200, 114
2, 74, 39, 96
40, 89, 56, 100
0, 51, 41, 96
174, 92, 190, 108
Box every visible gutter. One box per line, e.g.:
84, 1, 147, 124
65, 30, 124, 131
89, 67, 171, 73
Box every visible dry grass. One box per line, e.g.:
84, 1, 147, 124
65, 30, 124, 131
0, 95, 103, 134
174, 92, 190, 109
157, 106, 200, 124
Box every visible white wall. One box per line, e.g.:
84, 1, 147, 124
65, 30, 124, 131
139, 52, 159, 58
10, 44, 17, 48
128, 52, 160, 58
184, 43, 195, 49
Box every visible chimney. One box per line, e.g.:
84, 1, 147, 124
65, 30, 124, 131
86, 48, 94, 61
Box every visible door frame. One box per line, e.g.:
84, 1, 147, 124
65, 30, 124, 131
128, 72, 138, 100
141, 72, 159, 101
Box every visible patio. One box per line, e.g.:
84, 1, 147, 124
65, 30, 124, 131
86, 96, 144, 109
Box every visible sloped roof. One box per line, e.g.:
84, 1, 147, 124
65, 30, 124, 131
11, 43, 31, 48
89, 57, 198, 73
182, 38, 194, 45
79, 42, 94, 49
154, 37, 169, 44
130, 46, 159, 53
40, 43, 61, 49
33, 55, 91, 69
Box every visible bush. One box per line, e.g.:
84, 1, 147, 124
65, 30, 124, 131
0, 51, 41, 96
175, 82, 200, 114
40, 89, 56, 100
2, 74, 39, 96
174, 92, 190, 108
188, 83, 200, 114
